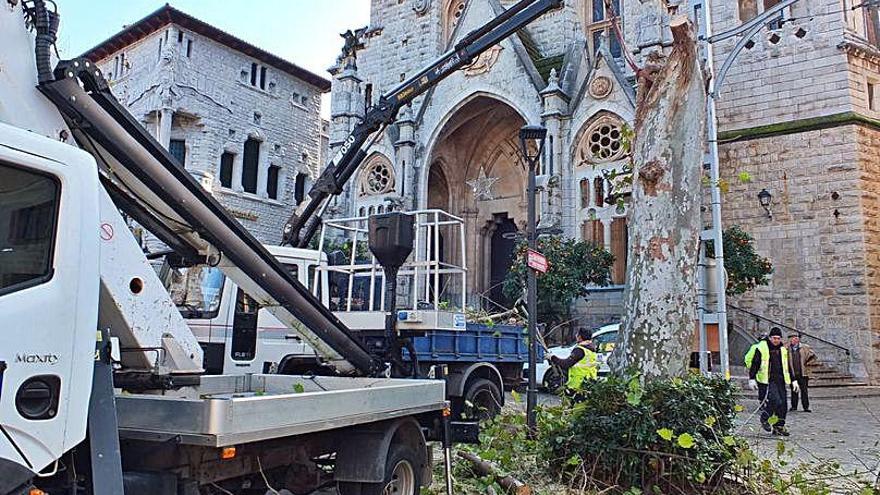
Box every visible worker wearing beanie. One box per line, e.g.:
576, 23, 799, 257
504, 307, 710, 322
748, 327, 796, 436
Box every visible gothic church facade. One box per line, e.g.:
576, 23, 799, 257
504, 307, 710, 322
331, 0, 880, 382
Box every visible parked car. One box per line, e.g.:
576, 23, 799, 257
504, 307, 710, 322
524, 323, 620, 390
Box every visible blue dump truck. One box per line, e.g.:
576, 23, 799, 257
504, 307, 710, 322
399, 323, 539, 419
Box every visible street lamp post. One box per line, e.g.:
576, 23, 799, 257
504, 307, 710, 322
519, 124, 547, 437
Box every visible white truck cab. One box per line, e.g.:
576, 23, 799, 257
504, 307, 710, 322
161, 246, 329, 375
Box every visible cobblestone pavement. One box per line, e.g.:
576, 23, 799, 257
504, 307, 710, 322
736, 395, 880, 483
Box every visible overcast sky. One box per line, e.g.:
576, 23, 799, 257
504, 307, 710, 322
57, 1, 372, 116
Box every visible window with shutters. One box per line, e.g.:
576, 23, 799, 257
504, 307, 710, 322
738, 0, 758, 21
169, 139, 186, 166
219, 152, 234, 188
579, 178, 590, 208
582, 219, 604, 247
593, 177, 605, 207
866, 4, 880, 47
610, 217, 628, 285
267, 165, 281, 200
242, 137, 260, 194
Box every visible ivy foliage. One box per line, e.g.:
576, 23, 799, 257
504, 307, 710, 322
706, 225, 773, 296
502, 236, 614, 325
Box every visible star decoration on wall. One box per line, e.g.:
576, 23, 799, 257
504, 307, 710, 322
467, 167, 500, 201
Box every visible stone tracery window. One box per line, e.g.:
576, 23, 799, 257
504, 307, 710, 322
443, 0, 467, 43
359, 155, 396, 196
576, 114, 626, 165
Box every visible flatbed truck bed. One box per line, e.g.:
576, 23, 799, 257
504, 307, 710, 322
117, 374, 446, 447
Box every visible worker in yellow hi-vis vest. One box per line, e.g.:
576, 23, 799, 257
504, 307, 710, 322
550, 328, 599, 393
746, 327, 796, 436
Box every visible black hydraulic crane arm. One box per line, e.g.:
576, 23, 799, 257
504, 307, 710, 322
283, 0, 564, 248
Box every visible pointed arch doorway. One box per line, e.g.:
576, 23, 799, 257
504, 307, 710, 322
425, 95, 528, 309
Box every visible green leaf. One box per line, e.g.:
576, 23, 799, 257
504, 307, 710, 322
737, 171, 753, 183
767, 414, 779, 426
677, 433, 695, 449
776, 440, 786, 456
566, 455, 581, 467
657, 428, 675, 441
723, 436, 736, 446
734, 404, 745, 412
292, 383, 305, 394
704, 416, 716, 427
626, 376, 643, 406
511, 389, 521, 403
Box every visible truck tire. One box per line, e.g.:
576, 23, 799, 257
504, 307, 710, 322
337, 443, 422, 495
461, 378, 502, 420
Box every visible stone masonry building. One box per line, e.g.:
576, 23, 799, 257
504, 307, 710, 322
330, 0, 880, 382
83, 5, 330, 244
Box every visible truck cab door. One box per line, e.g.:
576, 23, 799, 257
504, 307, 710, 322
0, 125, 100, 485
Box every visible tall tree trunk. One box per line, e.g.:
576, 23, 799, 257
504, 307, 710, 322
611, 15, 707, 379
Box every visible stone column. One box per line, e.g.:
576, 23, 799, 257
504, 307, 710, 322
395, 105, 416, 210
539, 69, 570, 233
158, 107, 173, 149
329, 55, 364, 217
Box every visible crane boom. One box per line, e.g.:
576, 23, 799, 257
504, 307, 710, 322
283, 0, 564, 248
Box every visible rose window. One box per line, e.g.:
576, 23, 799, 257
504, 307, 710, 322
361, 159, 395, 196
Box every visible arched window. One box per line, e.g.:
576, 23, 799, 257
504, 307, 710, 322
443, 0, 467, 43
359, 155, 396, 196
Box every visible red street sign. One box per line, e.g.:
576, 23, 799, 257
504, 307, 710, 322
527, 249, 548, 273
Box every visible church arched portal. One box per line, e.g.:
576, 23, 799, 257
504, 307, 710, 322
425, 96, 527, 310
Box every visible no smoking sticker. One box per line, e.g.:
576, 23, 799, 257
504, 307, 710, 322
100, 223, 114, 241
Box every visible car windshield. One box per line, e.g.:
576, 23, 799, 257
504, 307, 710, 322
594, 330, 618, 353
162, 264, 226, 318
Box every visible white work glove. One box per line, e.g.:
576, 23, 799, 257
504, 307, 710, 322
748, 379, 758, 391
791, 381, 800, 394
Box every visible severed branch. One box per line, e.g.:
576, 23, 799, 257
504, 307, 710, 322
459, 451, 532, 495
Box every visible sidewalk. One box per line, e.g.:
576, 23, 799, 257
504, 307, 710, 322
736, 394, 880, 484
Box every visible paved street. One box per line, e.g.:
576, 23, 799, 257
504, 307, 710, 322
737, 393, 880, 483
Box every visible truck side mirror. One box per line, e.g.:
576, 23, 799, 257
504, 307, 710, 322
231, 289, 258, 362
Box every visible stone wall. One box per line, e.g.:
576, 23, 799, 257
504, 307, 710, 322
855, 124, 880, 380
710, 0, 851, 132
719, 125, 875, 380
96, 23, 325, 244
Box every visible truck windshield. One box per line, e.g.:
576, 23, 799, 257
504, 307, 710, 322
163, 265, 225, 318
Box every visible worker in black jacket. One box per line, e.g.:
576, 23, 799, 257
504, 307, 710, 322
748, 327, 796, 436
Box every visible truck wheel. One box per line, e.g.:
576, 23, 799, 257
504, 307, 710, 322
337, 443, 422, 495
462, 378, 502, 420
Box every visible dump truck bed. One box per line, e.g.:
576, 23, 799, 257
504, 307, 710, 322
115, 374, 446, 447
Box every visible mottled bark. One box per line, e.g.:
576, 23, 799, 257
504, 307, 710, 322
610, 15, 706, 379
